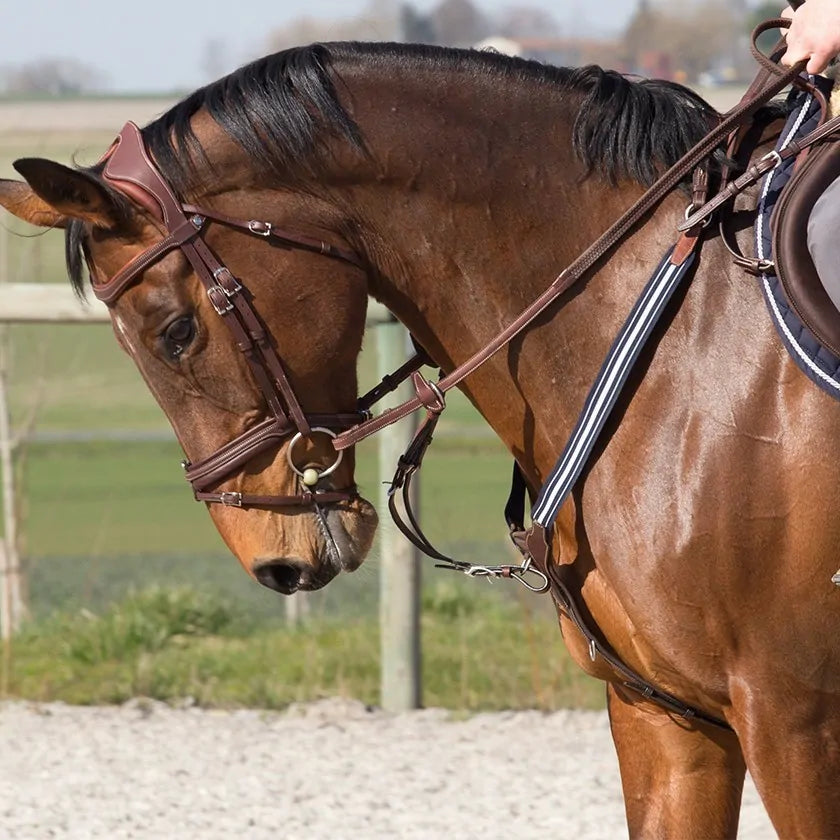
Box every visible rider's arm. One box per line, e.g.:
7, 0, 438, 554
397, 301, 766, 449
781, 0, 840, 74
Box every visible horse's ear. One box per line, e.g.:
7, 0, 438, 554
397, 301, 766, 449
0, 177, 69, 229
9, 159, 122, 229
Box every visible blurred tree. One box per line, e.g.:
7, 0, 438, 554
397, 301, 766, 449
750, 2, 787, 53
623, 0, 658, 63
431, 0, 492, 46
400, 4, 438, 43
3, 59, 105, 96
673, 2, 740, 80
497, 4, 561, 39
267, 0, 400, 52
621, 0, 742, 82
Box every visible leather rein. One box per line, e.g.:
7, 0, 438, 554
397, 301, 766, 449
91, 23, 809, 518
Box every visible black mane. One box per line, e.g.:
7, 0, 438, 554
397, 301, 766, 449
68, 41, 761, 294
142, 44, 365, 197
142, 41, 726, 195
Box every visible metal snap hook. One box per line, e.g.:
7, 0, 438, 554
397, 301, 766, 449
286, 427, 343, 487
510, 564, 551, 593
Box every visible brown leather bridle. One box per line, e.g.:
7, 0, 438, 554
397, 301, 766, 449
91, 120, 402, 510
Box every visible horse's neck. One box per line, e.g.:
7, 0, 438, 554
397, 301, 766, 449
338, 65, 693, 479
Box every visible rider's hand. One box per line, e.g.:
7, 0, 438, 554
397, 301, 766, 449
781, 0, 840, 75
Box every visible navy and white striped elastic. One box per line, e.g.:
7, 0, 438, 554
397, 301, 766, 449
532, 246, 695, 528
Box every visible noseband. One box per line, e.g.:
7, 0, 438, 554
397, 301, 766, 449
91, 121, 374, 510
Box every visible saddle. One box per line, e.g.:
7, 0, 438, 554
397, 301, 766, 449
699, 72, 840, 396
774, 134, 840, 357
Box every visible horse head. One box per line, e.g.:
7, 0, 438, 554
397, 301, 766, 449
0, 45, 724, 597
0, 104, 378, 594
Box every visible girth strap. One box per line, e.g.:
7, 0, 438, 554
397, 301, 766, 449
522, 524, 732, 731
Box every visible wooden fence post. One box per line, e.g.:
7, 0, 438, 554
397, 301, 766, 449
377, 320, 422, 711
0, 222, 25, 639
284, 591, 310, 627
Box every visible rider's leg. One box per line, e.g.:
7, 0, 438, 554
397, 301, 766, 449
807, 172, 840, 310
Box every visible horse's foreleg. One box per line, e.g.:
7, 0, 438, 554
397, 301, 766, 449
607, 684, 746, 840
733, 687, 840, 838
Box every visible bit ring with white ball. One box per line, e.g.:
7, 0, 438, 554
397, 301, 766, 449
286, 428, 344, 488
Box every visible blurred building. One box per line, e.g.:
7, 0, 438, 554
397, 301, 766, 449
475, 35, 627, 73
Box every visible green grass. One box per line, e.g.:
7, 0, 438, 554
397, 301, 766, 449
6, 584, 604, 711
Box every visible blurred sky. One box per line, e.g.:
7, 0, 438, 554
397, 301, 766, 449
0, 0, 647, 94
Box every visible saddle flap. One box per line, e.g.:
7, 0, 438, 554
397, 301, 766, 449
773, 139, 840, 357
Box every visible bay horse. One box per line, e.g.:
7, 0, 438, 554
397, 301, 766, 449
1, 42, 838, 837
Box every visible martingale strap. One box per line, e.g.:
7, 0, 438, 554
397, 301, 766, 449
530, 244, 698, 528
514, 237, 737, 732
384, 228, 730, 729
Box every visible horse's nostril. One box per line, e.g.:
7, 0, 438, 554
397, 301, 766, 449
254, 560, 303, 594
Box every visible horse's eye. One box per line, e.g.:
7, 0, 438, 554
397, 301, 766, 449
162, 316, 196, 359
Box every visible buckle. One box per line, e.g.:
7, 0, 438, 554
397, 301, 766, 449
219, 491, 243, 507
248, 220, 272, 237
213, 266, 242, 297
208, 286, 233, 314
683, 203, 712, 229
758, 150, 783, 172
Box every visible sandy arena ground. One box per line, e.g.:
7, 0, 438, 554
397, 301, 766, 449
0, 698, 774, 839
